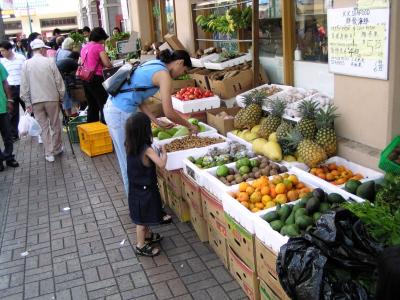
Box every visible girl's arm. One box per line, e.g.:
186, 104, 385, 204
145, 146, 167, 169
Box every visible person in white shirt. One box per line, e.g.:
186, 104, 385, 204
0, 41, 26, 140
20, 39, 65, 163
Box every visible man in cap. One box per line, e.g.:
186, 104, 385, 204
20, 39, 65, 162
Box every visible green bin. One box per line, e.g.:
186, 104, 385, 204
379, 135, 400, 175
67, 115, 87, 143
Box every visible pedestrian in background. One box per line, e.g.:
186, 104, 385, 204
125, 112, 171, 257
0, 62, 19, 171
20, 39, 65, 163
82, 26, 91, 44
14, 40, 26, 57
26, 32, 42, 59
80, 27, 112, 123
0, 40, 26, 140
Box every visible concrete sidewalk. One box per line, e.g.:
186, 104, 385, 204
0, 135, 248, 300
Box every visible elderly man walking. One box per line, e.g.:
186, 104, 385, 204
20, 39, 65, 162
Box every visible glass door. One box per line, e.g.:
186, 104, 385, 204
259, 0, 284, 84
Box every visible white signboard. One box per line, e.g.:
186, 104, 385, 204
327, 7, 390, 80
357, 0, 389, 9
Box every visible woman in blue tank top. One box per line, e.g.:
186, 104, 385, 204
104, 50, 197, 195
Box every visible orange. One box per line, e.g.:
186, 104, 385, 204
282, 173, 289, 178
238, 192, 249, 202
272, 175, 283, 185
300, 187, 311, 195
249, 203, 255, 210
351, 174, 364, 181
283, 179, 293, 190
262, 195, 272, 205
261, 186, 270, 196
246, 186, 255, 195
335, 178, 347, 185
275, 183, 286, 194
317, 173, 326, 180
241, 201, 249, 208
264, 201, 275, 209
259, 176, 269, 185
296, 182, 305, 189
255, 202, 264, 209
331, 170, 339, 177
270, 186, 277, 198
337, 165, 345, 172
275, 194, 288, 204
239, 182, 249, 192
310, 168, 318, 175
252, 179, 261, 189
288, 174, 299, 185
287, 190, 299, 202
328, 163, 337, 171
250, 192, 262, 203
251, 207, 260, 213
326, 173, 335, 181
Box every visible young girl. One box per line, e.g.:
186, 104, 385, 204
125, 112, 171, 257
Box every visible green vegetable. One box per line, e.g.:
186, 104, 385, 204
345, 179, 362, 194
152, 127, 160, 137
356, 181, 376, 200
188, 118, 199, 126
250, 160, 260, 168
264, 211, 279, 222
270, 220, 284, 232
343, 201, 400, 246
173, 127, 190, 137
319, 202, 331, 213
327, 193, 345, 204
295, 215, 313, 229
306, 197, 320, 214
236, 158, 251, 169
166, 127, 179, 136
285, 210, 295, 225
239, 166, 250, 176
286, 224, 300, 237
70, 32, 85, 44
199, 124, 207, 132
294, 208, 307, 220
157, 131, 171, 140
216, 165, 229, 177
188, 156, 195, 163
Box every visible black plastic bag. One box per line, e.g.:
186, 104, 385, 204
375, 246, 400, 300
277, 209, 384, 300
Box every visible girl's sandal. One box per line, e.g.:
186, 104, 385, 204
136, 244, 160, 257
160, 214, 172, 224
145, 232, 163, 244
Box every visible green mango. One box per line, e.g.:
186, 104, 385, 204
152, 127, 161, 137
188, 118, 199, 125
157, 131, 172, 140
173, 127, 190, 137
166, 127, 179, 136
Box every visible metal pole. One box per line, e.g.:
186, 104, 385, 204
0, 8, 5, 41
27, 1, 32, 34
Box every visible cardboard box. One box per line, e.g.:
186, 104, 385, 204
165, 170, 183, 198
143, 97, 163, 118
190, 205, 208, 242
228, 246, 260, 300
201, 188, 226, 228
182, 174, 202, 216
225, 213, 256, 271
255, 238, 290, 300
167, 187, 190, 223
208, 68, 268, 99
208, 222, 229, 269
164, 33, 185, 51
206, 107, 241, 136
188, 68, 213, 90
260, 279, 281, 300
153, 79, 196, 100
157, 175, 169, 207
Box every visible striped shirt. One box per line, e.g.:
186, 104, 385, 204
0, 53, 26, 86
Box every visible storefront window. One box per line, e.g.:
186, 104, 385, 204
165, 0, 175, 34
294, 0, 330, 63
152, 0, 162, 42
259, 0, 284, 84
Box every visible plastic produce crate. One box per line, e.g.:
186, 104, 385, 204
67, 115, 87, 143
77, 122, 113, 157
379, 136, 400, 175
172, 95, 221, 113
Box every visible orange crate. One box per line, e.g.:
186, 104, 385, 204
77, 122, 113, 157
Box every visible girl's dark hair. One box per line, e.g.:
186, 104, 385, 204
89, 27, 109, 42
125, 112, 153, 156
157, 49, 192, 68
28, 32, 40, 42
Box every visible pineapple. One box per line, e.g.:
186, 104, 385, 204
276, 120, 294, 142
258, 99, 286, 138
283, 129, 327, 167
296, 100, 319, 139
315, 105, 339, 157
234, 90, 266, 129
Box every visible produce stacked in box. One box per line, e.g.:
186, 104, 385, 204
214, 156, 288, 186
187, 141, 253, 169
164, 136, 225, 152
263, 188, 346, 237
152, 118, 207, 140
174, 87, 214, 101
310, 163, 364, 185
228, 173, 313, 212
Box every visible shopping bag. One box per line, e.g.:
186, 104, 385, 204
28, 117, 42, 137
18, 113, 31, 137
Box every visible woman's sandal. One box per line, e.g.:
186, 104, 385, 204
136, 244, 160, 257
160, 214, 172, 224
145, 232, 163, 244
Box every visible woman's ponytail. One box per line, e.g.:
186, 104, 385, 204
157, 49, 192, 68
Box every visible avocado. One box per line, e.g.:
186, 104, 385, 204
327, 193, 345, 204
286, 224, 300, 237
157, 131, 172, 140
298, 198, 308, 207
285, 210, 295, 225
356, 181, 376, 200
295, 215, 313, 229
344, 179, 362, 194
278, 205, 292, 222
319, 202, 331, 213
313, 212, 322, 222
312, 188, 326, 201
280, 225, 289, 236
306, 197, 320, 214
264, 211, 279, 222
270, 220, 284, 232
293, 202, 304, 213
294, 208, 307, 220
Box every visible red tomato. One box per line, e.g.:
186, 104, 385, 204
188, 95, 195, 100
